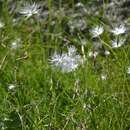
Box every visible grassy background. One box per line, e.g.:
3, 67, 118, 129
0, 0, 130, 130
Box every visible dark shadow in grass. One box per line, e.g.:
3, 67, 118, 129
4, 111, 22, 130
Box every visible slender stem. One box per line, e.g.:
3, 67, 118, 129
81, 45, 86, 61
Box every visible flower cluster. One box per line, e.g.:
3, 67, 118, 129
89, 24, 127, 50
0, 1, 129, 74
50, 46, 82, 73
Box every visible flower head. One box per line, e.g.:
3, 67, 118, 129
101, 74, 107, 80
50, 46, 82, 73
111, 25, 126, 35
127, 67, 130, 74
75, 2, 84, 8
19, 2, 40, 18
104, 50, 110, 56
90, 25, 104, 38
11, 38, 21, 49
8, 84, 15, 90
68, 46, 77, 56
0, 21, 4, 28
112, 38, 125, 48
88, 51, 98, 58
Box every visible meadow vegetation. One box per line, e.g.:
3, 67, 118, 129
0, 0, 130, 129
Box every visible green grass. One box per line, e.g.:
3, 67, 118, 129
0, 0, 130, 130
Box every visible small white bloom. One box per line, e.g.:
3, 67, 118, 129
112, 38, 125, 48
75, 2, 87, 13
90, 25, 104, 37
19, 2, 40, 18
11, 42, 17, 49
8, 84, 15, 90
88, 51, 98, 58
11, 38, 21, 49
75, 2, 84, 7
101, 74, 107, 80
111, 25, 126, 35
104, 50, 110, 56
127, 67, 130, 74
83, 103, 86, 109
88, 51, 93, 57
0, 21, 4, 28
68, 46, 77, 56
4, 118, 10, 121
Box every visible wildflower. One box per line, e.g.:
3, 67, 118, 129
90, 25, 104, 38
75, 2, 84, 8
3, 118, 10, 121
88, 51, 98, 58
75, 2, 87, 14
50, 46, 82, 73
83, 103, 86, 109
11, 38, 21, 49
0, 21, 4, 28
104, 50, 110, 56
111, 25, 126, 35
127, 67, 130, 74
8, 84, 15, 90
19, 2, 40, 18
101, 74, 107, 80
11, 42, 17, 49
68, 46, 77, 56
112, 38, 125, 48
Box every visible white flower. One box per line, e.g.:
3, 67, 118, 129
112, 38, 125, 48
75, 2, 84, 7
127, 67, 130, 74
90, 25, 104, 37
50, 46, 81, 73
83, 103, 86, 109
111, 25, 126, 35
0, 21, 4, 28
68, 46, 77, 56
88, 51, 98, 58
11, 38, 21, 49
104, 50, 110, 56
101, 74, 107, 80
8, 84, 15, 90
11, 42, 17, 49
19, 2, 40, 18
